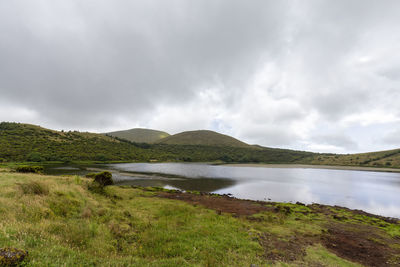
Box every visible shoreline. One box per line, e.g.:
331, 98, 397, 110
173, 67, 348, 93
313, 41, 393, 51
222, 163, 400, 173
1, 170, 399, 266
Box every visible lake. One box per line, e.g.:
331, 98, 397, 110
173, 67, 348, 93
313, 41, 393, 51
44, 163, 400, 218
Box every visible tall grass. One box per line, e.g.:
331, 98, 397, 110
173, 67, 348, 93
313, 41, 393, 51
18, 181, 49, 195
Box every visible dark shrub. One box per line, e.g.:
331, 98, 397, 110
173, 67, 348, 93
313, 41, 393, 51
93, 171, 113, 186
15, 166, 44, 174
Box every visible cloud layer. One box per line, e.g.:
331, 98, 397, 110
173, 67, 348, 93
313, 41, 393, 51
1, 0, 400, 153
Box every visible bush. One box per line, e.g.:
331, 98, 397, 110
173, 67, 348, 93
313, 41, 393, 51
93, 171, 113, 186
15, 166, 44, 174
87, 171, 113, 194
18, 181, 49, 195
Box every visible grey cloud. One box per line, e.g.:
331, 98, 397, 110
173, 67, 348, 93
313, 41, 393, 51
313, 133, 358, 150
0, 0, 288, 129
1, 0, 400, 152
383, 130, 400, 146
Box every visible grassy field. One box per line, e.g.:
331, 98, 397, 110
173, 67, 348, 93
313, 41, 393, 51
0, 168, 399, 266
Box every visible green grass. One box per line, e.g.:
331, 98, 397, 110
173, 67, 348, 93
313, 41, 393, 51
1, 169, 399, 266
304, 245, 362, 267
0, 171, 264, 266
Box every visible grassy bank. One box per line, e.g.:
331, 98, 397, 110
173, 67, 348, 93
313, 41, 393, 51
0, 169, 399, 266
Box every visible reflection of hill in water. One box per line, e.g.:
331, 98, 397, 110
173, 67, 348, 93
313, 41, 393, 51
117, 177, 236, 192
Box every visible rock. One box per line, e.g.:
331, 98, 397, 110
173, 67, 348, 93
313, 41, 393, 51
0, 248, 28, 266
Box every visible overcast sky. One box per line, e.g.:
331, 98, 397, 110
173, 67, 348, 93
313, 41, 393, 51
1, 0, 400, 153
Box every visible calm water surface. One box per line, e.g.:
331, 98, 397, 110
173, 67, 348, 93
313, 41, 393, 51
45, 163, 400, 218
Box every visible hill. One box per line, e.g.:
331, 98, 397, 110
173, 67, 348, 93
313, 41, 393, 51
0, 122, 145, 162
309, 148, 400, 168
3, 122, 400, 168
105, 128, 170, 143
0, 122, 315, 164
156, 130, 251, 148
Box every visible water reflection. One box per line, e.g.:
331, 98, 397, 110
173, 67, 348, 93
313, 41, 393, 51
44, 163, 400, 218
117, 177, 236, 192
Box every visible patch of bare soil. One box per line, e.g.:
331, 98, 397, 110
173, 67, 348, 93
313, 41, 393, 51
322, 223, 400, 267
155, 191, 400, 266
156, 191, 274, 216
258, 232, 314, 262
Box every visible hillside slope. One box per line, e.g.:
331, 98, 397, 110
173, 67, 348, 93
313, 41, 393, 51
0, 122, 144, 162
0, 122, 315, 163
156, 130, 251, 148
309, 148, 400, 168
3, 122, 400, 168
106, 128, 170, 143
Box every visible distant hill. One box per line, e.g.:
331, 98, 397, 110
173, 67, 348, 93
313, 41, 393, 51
3, 122, 400, 168
105, 128, 170, 143
156, 130, 251, 148
0, 122, 315, 163
309, 148, 400, 168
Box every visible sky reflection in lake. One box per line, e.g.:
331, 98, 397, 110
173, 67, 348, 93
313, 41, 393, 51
46, 163, 400, 218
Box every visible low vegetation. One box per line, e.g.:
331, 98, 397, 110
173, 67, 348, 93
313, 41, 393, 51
309, 149, 400, 168
0, 169, 399, 266
15, 166, 44, 174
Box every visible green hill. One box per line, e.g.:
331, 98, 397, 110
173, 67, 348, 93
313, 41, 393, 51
0, 122, 315, 164
3, 122, 400, 168
156, 130, 251, 148
105, 128, 170, 143
309, 148, 400, 168
0, 122, 145, 162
